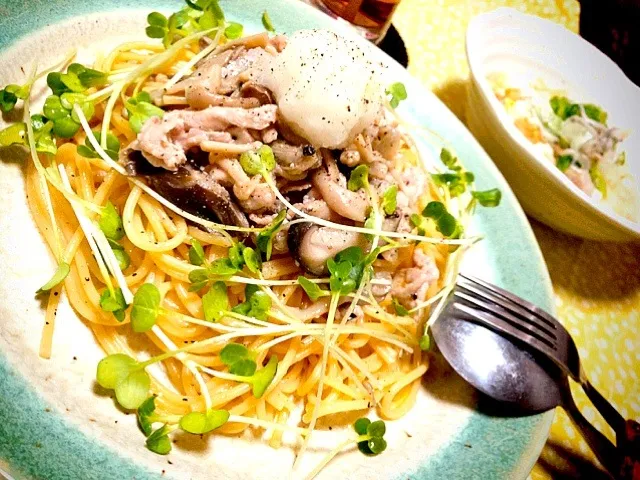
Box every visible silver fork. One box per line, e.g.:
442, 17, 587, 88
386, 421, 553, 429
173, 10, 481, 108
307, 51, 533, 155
446, 274, 639, 479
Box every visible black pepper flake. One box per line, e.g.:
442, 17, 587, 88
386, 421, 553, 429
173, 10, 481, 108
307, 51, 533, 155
54, 292, 59, 296
302, 145, 315, 156
73, 356, 77, 361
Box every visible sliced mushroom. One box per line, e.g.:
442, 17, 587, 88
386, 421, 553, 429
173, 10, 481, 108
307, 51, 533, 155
145, 167, 249, 227
186, 84, 261, 109
288, 223, 368, 275
312, 161, 369, 223
271, 140, 322, 180
240, 81, 273, 106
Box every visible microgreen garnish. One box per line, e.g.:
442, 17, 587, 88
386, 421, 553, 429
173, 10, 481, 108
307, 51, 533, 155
262, 11, 275, 32
100, 287, 128, 322
550, 96, 608, 125
419, 334, 431, 351
189, 257, 240, 291
224, 22, 243, 39
470, 188, 502, 208
202, 281, 229, 322
137, 396, 158, 436
198, 0, 226, 29
0, 83, 29, 113
391, 298, 409, 316
219, 343, 278, 398
180, 408, 230, 434
239, 145, 276, 176
99, 201, 125, 241
146, 425, 173, 455
386, 82, 407, 109
327, 246, 367, 296
381, 185, 398, 216
347, 164, 369, 192
189, 238, 206, 266
125, 91, 164, 133
42, 92, 92, 138
146, 10, 190, 48
556, 154, 572, 172
297, 276, 329, 301
96, 353, 151, 409
36, 262, 70, 294
131, 283, 161, 332
256, 209, 286, 261
77, 130, 120, 160
589, 163, 607, 198
231, 284, 271, 320
47, 63, 107, 96
112, 248, 131, 270
422, 201, 460, 237
353, 418, 388, 455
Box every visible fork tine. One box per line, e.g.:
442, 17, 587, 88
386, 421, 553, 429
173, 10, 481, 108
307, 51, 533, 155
451, 301, 560, 362
454, 290, 558, 350
458, 275, 559, 337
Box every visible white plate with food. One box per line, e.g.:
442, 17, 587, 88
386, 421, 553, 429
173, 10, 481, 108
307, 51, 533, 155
0, 1, 553, 479
466, 7, 640, 241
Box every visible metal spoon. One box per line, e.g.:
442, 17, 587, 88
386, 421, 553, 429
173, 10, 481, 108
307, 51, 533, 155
431, 312, 622, 476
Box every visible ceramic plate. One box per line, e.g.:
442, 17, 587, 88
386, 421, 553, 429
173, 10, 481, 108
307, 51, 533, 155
0, 1, 554, 479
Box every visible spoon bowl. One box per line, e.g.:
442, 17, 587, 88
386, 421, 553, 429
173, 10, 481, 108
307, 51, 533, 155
431, 303, 563, 413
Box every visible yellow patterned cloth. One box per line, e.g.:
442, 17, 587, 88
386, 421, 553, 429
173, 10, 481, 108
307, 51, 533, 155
392, 0, 640, 478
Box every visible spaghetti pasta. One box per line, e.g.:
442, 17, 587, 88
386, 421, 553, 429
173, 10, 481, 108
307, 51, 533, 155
0, 3, 501, 477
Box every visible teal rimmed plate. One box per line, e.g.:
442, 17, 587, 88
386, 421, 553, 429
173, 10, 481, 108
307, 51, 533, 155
0, 1, 554, 478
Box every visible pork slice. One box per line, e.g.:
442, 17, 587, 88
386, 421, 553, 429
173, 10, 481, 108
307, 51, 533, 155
135, 104, 278, 171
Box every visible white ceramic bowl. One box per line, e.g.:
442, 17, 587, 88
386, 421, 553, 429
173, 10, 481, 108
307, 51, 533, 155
465, 8, 640, 241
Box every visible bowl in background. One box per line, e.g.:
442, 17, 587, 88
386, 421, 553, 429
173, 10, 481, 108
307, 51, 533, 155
465, 8, 640, 242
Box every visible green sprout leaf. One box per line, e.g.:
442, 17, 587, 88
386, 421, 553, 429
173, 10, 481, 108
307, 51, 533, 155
131, 283, 161, 332
125, 91, 164, 133
116, 368, 151, 410
242, 246, 262, 274
251, 355, 278, 398
386, 82, 407, 109
36, 262, 70, 294
189, 238, 206, 266
239, 145, 275, 176
220, 342, 251, 366
354, 417, 387, 456
256, 209, 286, 261
99, 201, 125, 241
262, 10, 275, 32
137, 396, 157, 436
47, 72, 69, 96
550, 96, 579, 121
224, 22, 244, 39
392, 298, 409, 316
440, 148, 461, 171
327, 246, 365, 296
146, 12, 168, 40
556, 154, 573, 172
96, 353, 151, 410
367, 420, 386, 438
77, 130, 120, 160
208, 258, 240, 277
583, 104, 608, 125
421, 201, 461, 238
180, 409, 230, 434
297, 276, 328, 301
43, 95, 68, 120
96, 353, 138, 389
354, 417, 371, 435
146, 425, 172, 455
188, 268, 209, 291
431, 171, 474, 198
199, 1, 225, 30
589, 163, 607, 198
367, 436, 387, 454
0, 87, 18, 112
381, 185, 398, 216
0, 122, 26, 148
202, 281, 228, 322
419, 334, 431, 351
228, 242, 245, 269
471, 188, 502, 208
347, 164, 369, 192
231, 284, 271, 320
229, 358, 257, 376
99, 287, 127, 322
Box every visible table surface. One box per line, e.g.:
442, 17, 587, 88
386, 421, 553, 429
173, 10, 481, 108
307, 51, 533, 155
391, 0, 640, 478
